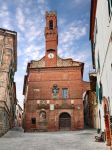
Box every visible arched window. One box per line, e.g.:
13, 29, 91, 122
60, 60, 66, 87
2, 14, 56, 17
49, 20, 53, 30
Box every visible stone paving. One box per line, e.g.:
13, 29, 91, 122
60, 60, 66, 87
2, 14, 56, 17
0, 127, 108, 150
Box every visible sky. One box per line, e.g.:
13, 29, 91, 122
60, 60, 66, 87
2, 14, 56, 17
0, 0, 92, 107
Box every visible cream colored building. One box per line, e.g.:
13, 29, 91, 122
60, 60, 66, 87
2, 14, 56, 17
0, 28, 17, 136
90, 0, 112, 133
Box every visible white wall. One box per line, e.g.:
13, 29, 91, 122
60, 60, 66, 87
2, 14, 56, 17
94, 0, 112, 131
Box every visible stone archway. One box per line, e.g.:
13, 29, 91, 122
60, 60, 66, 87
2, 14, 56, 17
59, 112, 71, 130
103, 97, 111, 146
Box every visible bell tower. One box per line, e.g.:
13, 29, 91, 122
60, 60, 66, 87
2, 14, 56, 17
45, 11, 58, 67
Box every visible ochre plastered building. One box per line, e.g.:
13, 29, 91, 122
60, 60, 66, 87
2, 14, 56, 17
0, 28, 17, 136
23, 11, 90, 132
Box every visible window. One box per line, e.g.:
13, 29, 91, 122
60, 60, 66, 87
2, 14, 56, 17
99, 82, 103, 104
97, 53, 100, 72
96, 82, 103, 104
62, 88, 68, 99
49, 20, 53, 30
31, 118, 36, 124
94, 18, 98, 47
96, 82, 99, 99
108, 0, 112, 17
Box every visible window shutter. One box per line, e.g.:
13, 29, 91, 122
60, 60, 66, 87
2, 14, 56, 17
99, 83, 103, 104
108, 0, 111, 16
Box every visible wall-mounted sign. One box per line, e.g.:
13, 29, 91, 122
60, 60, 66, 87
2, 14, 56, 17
50, 104, 54, 110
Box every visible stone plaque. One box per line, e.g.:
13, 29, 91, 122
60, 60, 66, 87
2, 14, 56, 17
50, 104, 54, 111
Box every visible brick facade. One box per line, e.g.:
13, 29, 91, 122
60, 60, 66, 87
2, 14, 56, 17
23, 11, 90, 132
83, 73, 98, 129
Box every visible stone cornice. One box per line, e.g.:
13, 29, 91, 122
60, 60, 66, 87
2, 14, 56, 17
28, 56, 84, 69
28, 65, 81, 73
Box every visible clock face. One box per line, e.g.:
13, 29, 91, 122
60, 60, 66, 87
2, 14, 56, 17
48, 53, 54, 59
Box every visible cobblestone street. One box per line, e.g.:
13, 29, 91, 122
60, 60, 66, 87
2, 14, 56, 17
0, 128, 108, 150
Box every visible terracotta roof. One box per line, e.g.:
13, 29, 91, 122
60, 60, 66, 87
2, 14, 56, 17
89, 0, 98, 41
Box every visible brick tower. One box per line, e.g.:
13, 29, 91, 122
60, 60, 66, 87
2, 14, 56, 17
45, 11, 58, 67
23, 11, 90, 132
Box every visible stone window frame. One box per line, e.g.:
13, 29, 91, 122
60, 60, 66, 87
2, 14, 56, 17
62, 88, 68, 99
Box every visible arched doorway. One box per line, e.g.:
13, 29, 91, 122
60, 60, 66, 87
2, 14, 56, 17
59, 112, 71, 130
103, 97, 111, 146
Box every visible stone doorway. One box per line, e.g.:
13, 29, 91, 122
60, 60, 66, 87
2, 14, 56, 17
59, 112, 71, 130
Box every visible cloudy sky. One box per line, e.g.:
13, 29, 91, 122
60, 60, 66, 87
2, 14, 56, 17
0, 0, 91, 107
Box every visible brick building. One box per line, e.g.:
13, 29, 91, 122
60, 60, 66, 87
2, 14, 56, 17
0, 28, 17, 136
23, 11, 90, 132
83, 72, 98, 129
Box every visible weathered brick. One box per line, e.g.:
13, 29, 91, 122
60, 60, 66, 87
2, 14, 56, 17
23, 11, 90, 132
